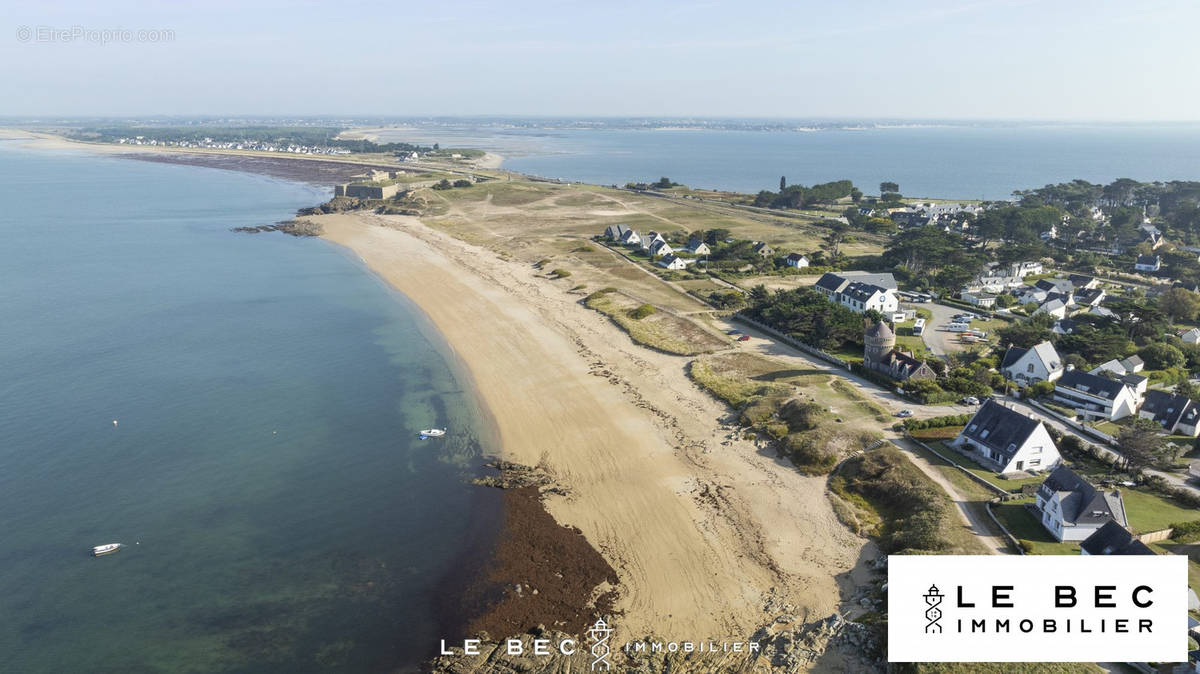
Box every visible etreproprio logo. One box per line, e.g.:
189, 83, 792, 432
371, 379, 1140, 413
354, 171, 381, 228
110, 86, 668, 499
889, 555, 1187, 663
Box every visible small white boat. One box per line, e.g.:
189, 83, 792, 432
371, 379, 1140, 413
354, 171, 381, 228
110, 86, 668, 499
92, 543, 122, 557
418, 428, 446, 439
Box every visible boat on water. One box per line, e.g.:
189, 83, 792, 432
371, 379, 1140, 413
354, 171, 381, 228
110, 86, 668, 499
92, 543, 122, 557
418, 428, 446, 439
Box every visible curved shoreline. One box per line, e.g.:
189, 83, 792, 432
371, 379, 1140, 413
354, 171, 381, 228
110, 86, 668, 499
315, 211, 866, 646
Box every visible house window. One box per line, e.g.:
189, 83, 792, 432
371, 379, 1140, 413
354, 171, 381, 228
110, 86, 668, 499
980, 429, 989, 439
1028, 459, 1041, 466
1027, 364, 1035, 373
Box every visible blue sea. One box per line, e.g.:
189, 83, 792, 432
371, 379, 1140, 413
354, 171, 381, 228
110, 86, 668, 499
0, 143, 496, 672
376, 121, 1200, 199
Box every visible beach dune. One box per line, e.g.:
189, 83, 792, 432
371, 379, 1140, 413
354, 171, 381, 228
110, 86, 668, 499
318, 212, 865, 643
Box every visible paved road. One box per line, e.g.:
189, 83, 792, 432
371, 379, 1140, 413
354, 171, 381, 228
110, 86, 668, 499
913, 301, 973, 357
891, 437, 1011, 554
724, 318, 977, 419
1003, 398, 1200, 497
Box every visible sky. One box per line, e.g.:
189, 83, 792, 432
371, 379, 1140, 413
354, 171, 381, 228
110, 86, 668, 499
3, 0, 1199, 121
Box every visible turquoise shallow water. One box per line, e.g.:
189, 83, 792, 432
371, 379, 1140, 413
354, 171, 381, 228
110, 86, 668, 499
0, 143, 495, 672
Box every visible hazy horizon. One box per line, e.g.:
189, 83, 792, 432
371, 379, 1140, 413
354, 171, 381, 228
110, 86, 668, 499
4, 0, 1199, 121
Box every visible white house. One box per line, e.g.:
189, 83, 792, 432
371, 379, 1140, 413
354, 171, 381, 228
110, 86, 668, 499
640, 231, 666, 251
1053, 368, 1141, 421
952, 399, 1062, 474
1011, 261, 1044, 277
1035, 465, 1128, 542
618, 228, 642, 246
604, 224, 636, 242
1134, 254, 1162, 272
649, 240, 674, 257
1035, 298, 1068, 319
1180, 327, 1200, 345
1000, 341, 1064, 385
784, 253, 810, 268
960, 290, 997, 308
657, 253, 688, 270
838, 281, 899, 315
686, 239, 711, 256
1139, 389, 1200, 437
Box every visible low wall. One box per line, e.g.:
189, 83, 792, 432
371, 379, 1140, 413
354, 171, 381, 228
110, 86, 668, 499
1136, 528, 1173, 544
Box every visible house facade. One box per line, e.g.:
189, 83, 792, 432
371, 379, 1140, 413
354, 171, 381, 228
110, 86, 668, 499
952, 399, 1062, 474
813, 272, 899, 315
1053, 368, 1141, 421
1035, 465, 1128, 542
657, 254, 688, 270
1139, 389, 1200, 437
1000, 341, 1064, 385
784, 253, 809, 268
1135, 255, 1162, 272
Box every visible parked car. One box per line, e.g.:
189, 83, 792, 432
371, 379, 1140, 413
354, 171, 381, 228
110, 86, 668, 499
737, 334, 751, 342
961, 396, 980, 405
895, 409, 914, 418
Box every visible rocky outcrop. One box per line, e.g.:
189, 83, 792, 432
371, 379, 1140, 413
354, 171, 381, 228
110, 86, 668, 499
470, 460, 566, 495
231, 219, 322, 237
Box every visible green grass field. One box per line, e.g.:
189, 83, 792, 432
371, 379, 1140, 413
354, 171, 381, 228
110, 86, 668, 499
930, 441, 1044, 493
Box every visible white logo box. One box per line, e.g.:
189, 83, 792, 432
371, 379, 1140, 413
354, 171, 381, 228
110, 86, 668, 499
888, 555, 1187, 663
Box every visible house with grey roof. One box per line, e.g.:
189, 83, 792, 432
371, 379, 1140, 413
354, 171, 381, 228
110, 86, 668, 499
1000, 341, 1064, 385
1035, 465, 1128, 542
784, 253, 809, 268
1079, 520, 1155, 555
1035, 298, 1068, 319
1138, 389, 1200, 437
812, 272, 899, 315
648, 239, 674, 257
1135, 254, 1162, 272
1053, 368, 1141, 421
952, 399, 1061, 474
657, 253, 688, 270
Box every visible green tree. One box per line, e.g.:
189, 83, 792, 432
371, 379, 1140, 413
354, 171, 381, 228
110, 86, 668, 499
1139, 343, 1186, 369
881, 181, 899, 194
1118, 418, 1167, 471
1160, 287, 1200, 321
780, 176, 787, 191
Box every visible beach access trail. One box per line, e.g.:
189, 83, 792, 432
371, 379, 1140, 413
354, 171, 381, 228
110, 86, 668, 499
318, 212, 868, 642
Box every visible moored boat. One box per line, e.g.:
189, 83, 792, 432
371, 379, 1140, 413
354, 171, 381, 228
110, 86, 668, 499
418, 428, 446, 439
92, 543, 122, 557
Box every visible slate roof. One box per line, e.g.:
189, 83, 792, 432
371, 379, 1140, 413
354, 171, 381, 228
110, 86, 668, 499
1075, 287, 1105, 306
1056, 369, 1128, 401
1136, 254, 1161, 267
1067, 274, 1097, 288
1035, 278, 1074, 294
1000, 346, 1028, 371
960, 400, 1044, 463
842, 281, 889, 303
1054, 318, 1079, 334
1037, 465, 1128, 527
839, 271, 898, 290
865, 320, 894, 340
1141, 389, 1199, 430
814, 272, 849, 293
1080, 520, 1155, 555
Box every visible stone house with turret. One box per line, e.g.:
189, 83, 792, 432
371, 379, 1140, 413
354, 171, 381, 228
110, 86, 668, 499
862, 320, 936, 382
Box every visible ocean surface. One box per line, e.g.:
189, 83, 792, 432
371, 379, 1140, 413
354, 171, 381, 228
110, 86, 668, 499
374, 121, 1200, 200
0, 143, 496, 672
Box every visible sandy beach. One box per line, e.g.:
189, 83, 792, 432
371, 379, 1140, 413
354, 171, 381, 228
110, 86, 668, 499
318, 211, 867, 643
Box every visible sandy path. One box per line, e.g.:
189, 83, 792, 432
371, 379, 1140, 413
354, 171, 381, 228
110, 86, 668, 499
318, 212, 866, 642
890, 438, 1010, 555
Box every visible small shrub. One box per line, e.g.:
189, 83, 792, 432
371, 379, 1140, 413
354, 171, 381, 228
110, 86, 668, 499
550, 268, 571, 279
452, 179, 472, 188
569, 284, 587, 292
630, 304, 657, 319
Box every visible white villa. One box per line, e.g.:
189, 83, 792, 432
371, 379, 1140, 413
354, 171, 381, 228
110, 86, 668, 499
952, 400, 1062, 474
1035, 465, 1128, 542
1053, 368, 1142, 422
999, 341, 1064, 385
813, 272, 899, 315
